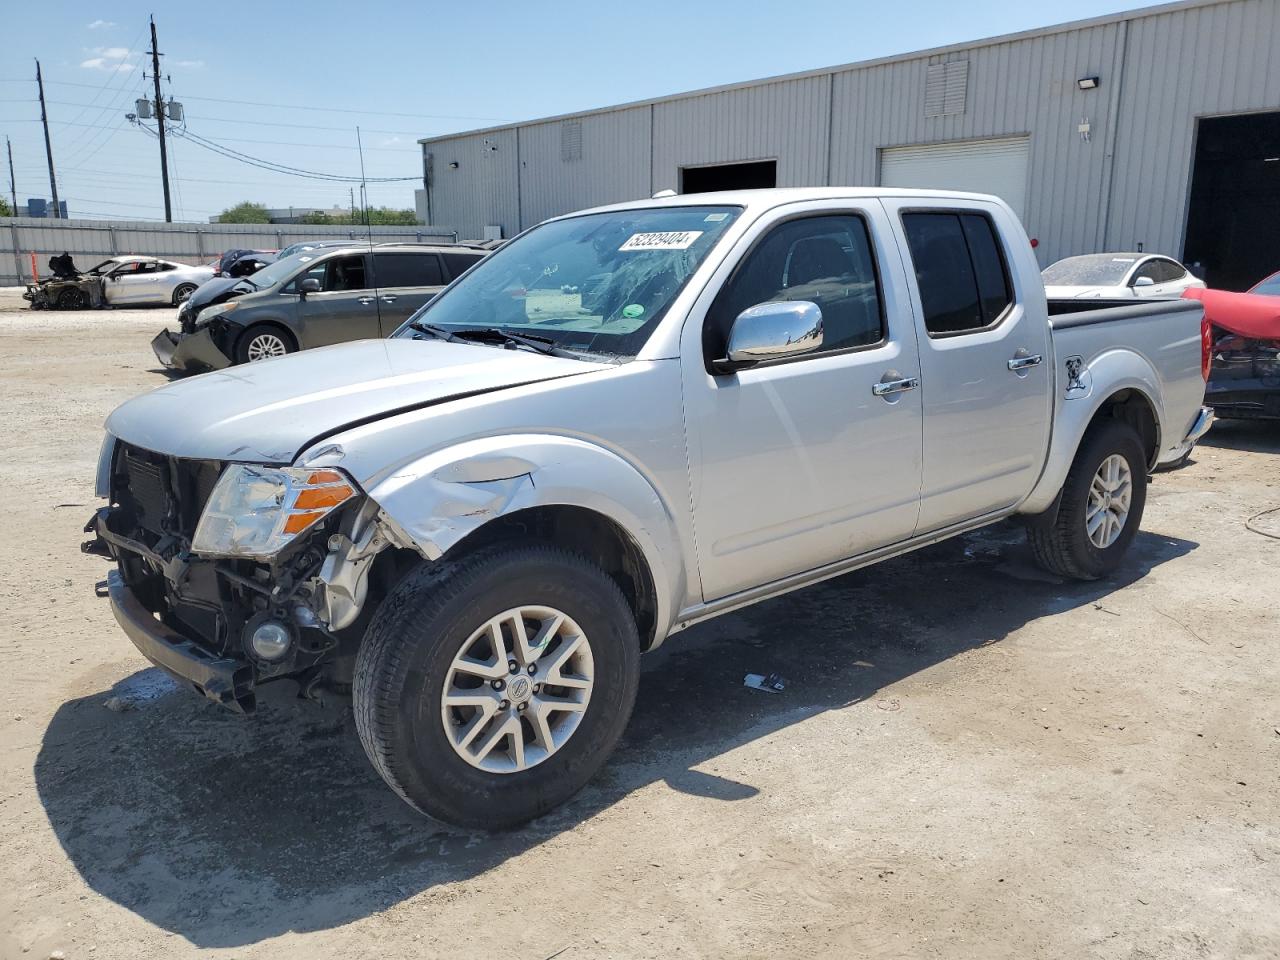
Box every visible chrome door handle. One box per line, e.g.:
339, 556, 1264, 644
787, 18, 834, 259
357, 296, 376, 305
380, 295, 398, 303
1008, 354, 1043, 371
872, 376, 919, 396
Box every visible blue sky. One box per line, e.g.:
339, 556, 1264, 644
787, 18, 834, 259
2, 0, 1148, 222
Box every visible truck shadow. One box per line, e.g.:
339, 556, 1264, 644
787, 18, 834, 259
1198, 418, 1280, 454
34, 523, 1195, 948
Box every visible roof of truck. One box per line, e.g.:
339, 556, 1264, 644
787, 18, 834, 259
557, 187, 1008, 221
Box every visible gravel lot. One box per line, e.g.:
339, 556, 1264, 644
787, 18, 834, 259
1, 289, 1278, 960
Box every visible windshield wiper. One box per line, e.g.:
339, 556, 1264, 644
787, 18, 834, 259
441, 326, 579, 359
406, 320, 467, 343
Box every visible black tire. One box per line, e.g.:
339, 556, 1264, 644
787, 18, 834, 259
1027, 419, 1148, 580
56, 287, 90, 310
234, 324, 295, 364
354, 544, 641, 829
172, 282, 198, 306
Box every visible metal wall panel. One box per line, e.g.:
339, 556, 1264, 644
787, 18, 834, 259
422, 128, 520, 243
0, 218, 456, 285
516, 106, 652, 230
1103, 0, 1280, 255
651, 76, 831, 192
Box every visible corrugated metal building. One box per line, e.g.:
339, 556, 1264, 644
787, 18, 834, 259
419, 0, 1280, 289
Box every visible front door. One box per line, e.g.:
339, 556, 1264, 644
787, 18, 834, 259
884, 200, 1052, 533
371, 251, 448, 335
681, 204, 924, 601
104, 261, 159, 304
295, 253, 381, 347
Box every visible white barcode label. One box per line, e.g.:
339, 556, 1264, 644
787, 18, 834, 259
619, 230, 703, 251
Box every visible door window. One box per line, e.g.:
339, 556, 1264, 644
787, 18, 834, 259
323, 255, 368, 291
1153, 259, 1186, 283
1131, 260, 1164, 285
901, 212, 1013, 335
373, 253, 444, 287
442, 252, 484, 280
705, 214, 885, 362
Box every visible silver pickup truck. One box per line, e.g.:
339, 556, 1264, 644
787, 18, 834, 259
85, 188, 1212, 828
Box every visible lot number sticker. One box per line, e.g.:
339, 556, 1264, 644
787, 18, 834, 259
619, 231, 703, 251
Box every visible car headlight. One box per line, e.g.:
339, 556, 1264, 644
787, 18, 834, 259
192, 465, 357, 558
195, 301, 238, 325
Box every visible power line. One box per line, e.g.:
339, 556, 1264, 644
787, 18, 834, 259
166, 126, 420, 182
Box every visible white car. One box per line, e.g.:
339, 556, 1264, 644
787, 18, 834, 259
1043, 253, 1205, 300
101, 257, 215, 307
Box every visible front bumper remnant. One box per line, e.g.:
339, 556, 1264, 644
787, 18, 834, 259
152, 327, 232, 372
106, 570, 256, 713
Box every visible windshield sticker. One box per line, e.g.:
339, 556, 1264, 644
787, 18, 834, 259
622, 303, 645, 319
704, 213, 729, 222
619, 230, 703, 251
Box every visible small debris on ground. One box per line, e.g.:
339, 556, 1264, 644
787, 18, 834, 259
103, 696, 132, 713
744, 672, 786, 693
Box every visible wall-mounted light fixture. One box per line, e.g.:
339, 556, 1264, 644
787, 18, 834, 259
448, 161, 460, 170
1077, 76, 1100, 90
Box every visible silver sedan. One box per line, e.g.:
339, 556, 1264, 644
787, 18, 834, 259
101, 257, 215, 307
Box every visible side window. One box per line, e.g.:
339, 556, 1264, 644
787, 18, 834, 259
1155, 259, 1185, 283
901, 212, 1013, 335
136, 261, 161, 275
705, 214, 884, 362
1131, 261, 1162, 285
442, 252, 483, 281
155, 261, 176, 272
373, 253, 444, 287
324, 255, 368, 291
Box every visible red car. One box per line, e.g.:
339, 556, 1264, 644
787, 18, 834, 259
1185, 280, 1280, 420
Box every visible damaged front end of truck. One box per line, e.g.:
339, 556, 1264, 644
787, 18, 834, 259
83, 439, 414, 712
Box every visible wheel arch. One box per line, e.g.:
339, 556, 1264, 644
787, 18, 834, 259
355, 434, 688, 650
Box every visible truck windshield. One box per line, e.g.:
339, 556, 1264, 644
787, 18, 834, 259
393, 206, 741, 359
1042, 254, 1139, 286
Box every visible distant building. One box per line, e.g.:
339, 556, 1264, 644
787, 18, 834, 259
207, 206, 354, 225
420, 0, 1280, 290
24, 198, 68, 218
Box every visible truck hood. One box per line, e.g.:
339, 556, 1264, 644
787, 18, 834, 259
106, 338, 608, 462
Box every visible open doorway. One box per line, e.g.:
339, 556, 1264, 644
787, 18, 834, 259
1183, 112, 1280, 291
680, 160, 777, 194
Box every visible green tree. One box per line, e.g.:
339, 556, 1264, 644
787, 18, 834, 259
217, 201, 271, 224
0, 197, 12, 217
299, 207, 419, 226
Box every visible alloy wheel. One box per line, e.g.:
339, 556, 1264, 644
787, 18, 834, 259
1086, 453, 1132, 548
245, 333, 287, 361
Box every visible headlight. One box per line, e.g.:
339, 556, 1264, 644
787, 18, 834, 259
195, 301, 238, 325
192, 465, 357, 558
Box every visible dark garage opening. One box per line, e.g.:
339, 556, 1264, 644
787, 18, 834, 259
1183, 112, 1280, 291
680, 160, 777, 194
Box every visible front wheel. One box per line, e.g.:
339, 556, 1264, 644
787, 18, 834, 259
354, 544, 640, 828
235, 324, 295, 363
56, 287, 90, 310
1027, 419, 1148, 580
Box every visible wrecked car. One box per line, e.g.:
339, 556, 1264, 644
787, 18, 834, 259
152, 243, 486, 371
88, 188, 1212, 828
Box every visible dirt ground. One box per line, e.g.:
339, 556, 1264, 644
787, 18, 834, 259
0, 288, 1277, 960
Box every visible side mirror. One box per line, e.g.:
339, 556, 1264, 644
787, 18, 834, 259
1132, 275, 1155, 288
716, 300, 823, 373
298, 278, 321, 297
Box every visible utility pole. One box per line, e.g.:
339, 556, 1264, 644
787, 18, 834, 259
6, 137, 17, 216
35, 61, 60, 218
148, 16, 172, 222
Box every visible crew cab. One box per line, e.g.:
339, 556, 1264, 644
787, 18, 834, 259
85, 188, 1212, 829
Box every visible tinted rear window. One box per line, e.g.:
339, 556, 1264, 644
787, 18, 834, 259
442, 252, 484, 280
374, 253, 443, 287
902, 212, 1013, 335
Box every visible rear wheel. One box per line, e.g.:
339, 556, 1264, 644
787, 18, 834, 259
354, 544, 640, 828
56, 287, 90, 310
1027, 419, 1148, 580
235, 324, 295, 363
172, 282, 198, 305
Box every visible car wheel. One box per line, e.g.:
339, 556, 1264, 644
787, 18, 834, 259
235, 325, 295, 363
1027, 419, 1148, 580
172, 283, 198, 305
56, 287, 90, 310
354, 544, 641, 829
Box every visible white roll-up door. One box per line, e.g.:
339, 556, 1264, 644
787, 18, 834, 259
880, 136, 1031, 220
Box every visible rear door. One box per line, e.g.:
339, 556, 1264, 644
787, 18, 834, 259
882, 199, 1052, 533
294, 253, 381, 346
370, 252, 447, 335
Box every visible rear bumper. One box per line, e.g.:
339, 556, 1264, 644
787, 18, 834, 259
1184, 405, 1215, 444
106, 569, 256, 713
152, 327, 232, 372
1206, 384, 1280, 420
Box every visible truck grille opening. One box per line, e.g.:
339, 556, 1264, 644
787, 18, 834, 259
113, 443, 223, 543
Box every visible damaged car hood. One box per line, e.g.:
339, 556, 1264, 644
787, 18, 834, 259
106, 338, 609, 462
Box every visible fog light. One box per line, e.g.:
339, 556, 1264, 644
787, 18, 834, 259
249, 620, 292, 661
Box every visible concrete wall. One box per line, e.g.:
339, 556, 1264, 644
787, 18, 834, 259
0, 217, 457, 286
419, 0, 1279, 267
